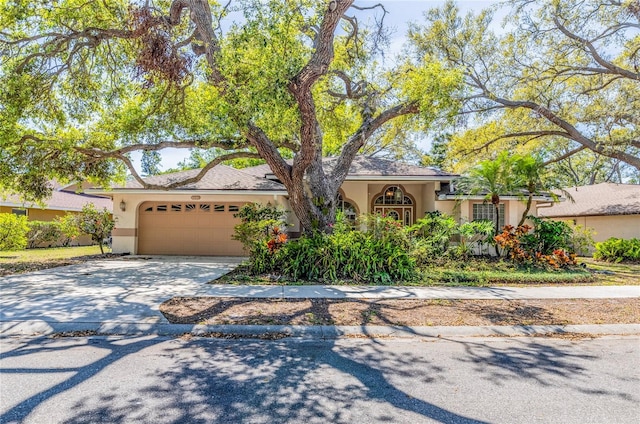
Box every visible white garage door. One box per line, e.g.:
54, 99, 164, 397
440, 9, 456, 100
138, 201, 246, 256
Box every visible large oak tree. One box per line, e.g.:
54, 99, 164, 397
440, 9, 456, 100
0, 0, 460, 233
409, 0, 640, 176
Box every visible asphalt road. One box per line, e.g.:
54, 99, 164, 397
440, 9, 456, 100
1, 335, 638, 424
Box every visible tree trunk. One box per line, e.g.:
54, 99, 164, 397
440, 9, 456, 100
518, 194, 533, 227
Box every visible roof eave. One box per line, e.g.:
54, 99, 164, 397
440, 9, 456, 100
86, 189, 289, 197
0, 201, 105, 212
344, 175, 458, 181
437, 194, 557, 202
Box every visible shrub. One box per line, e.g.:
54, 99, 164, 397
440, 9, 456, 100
75, 204, 115, 254
520, 216, 573, 255
26, 220, 62, 248
56, 213, 81, 246
455, 220, 494, 258
408, 212, 457, 262
567, 223, 595, 256
244, 212, 416, 283
0, 213, 29, 251
232, 203, 289, 273
593, 238, 640, 263
279, 227, 415, 283
494, 223, 577, 270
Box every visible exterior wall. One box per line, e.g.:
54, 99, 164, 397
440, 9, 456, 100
432, 199, 537, 228
26, 209, 66, 221
111, 192, 289, 254
550, 214, 640, 244
339, 181, 439, 222
339, 181, 369, 215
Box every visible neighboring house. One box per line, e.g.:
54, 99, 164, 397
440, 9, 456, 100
538, 183, 640, 243
0, 181, 113, 247
89, 156, 555, 256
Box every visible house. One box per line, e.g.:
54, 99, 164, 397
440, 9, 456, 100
89, 156, 554, 256
0, 181, 113, 246
538, 183, 640, 243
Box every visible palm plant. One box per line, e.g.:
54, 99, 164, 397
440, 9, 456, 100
455, 151, 516, 236
512, 154, 572, 226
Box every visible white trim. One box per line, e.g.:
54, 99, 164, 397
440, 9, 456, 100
85, 189, 289, 197
263, 173, 456, 182
437, 194, 557, 202
0, 201, 87, 212
338, 175, 456, 182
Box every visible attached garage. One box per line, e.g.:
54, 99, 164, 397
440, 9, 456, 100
138, 201, 246, 256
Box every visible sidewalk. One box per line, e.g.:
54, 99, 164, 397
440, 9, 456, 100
1, 257, 638, 339
2, 282, 638, 339
198, 284, 640, 300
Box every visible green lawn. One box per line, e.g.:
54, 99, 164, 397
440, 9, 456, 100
0, 245, 108, 263
577, 257, 640, 286
0, 245, 110, 276
415, 268, 593, 286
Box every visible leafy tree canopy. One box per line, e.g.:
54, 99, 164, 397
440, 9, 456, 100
409, 0, 640, 178
0, 0, 462, 232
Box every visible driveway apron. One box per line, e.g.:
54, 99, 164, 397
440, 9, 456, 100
0, 257, 243, 325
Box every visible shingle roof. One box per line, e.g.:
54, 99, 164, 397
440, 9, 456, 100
241, 155, 457, 179
1, 190, 112, 212
326, 156, 457, 177
538, 183, 640, 217
124, 164, 285, 191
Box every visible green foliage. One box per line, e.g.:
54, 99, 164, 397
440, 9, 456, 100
456, 220, 495, 258
278, 228, 415, 283
594, 238, 640, 263
243, 213, 416, 283
232, 203, 288, 248
0, 213, 29, 251
141, 150, 162, 176
26, 221, 63, 249
520, 216, 573, 255
55, 213, 81, 247
409, 0, 640, 176
75, 204, 115, 254
494, 220, 577, 270
408, 212, 457, 264
454, 151, 516, 235
232, 203, 289, 272
567, 222, 595, 256
0, 0, 463, 238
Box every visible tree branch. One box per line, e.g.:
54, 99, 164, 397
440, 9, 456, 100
330, 101, 419, 188
552, 15, 639, 80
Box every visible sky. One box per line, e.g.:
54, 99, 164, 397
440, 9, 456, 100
136, 0, 503, 172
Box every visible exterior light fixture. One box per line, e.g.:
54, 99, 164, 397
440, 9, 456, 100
119, 200, 126, 212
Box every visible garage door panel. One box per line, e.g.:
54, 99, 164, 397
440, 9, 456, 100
138, 201, 245, 256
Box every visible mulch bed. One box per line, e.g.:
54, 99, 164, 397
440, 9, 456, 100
160, 297, 640, 327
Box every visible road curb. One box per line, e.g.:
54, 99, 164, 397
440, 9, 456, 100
2, 320, 639, 339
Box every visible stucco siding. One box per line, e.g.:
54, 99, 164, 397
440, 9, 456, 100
551, 214, 640, 243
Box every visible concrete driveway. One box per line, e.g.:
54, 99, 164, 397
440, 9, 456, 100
0, 257, 243, 330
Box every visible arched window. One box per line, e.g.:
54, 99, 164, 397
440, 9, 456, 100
337, 191, 358, 222
373, 186, 413, 206
372, 185, 415, 225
